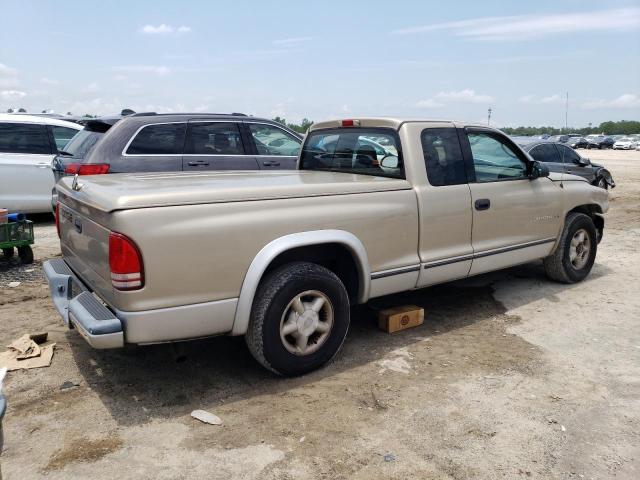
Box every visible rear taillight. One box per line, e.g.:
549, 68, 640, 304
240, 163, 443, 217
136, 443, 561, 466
109, 232, 144, 290
64, 163, 110, 175
55, 202, 60, 238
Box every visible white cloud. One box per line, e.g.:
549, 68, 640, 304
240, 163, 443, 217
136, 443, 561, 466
540, 94, 564, 104
517, 95, 535, 104
84, 82, 100, 93
435, 89, 494, 104
0, 62, 18, 77
417, 89, 492, 108
272, 37, 312, 46
416, 99, 444, 108
112, 65, 170, 75
41, 77, 59, 85
140, 24, 191, 35
391, 8, 640, 40
1, 90, 27, 100
582, 94, 640, 110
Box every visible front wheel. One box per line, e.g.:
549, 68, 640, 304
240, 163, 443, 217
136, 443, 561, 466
2, 248, 14, 259
544, 213, 597, 283
596, 177, 609, 190
246, 262, 350, 376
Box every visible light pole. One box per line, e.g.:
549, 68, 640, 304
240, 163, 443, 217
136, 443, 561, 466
487, 108, 492, 126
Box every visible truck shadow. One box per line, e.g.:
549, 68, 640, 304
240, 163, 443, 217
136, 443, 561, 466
69, 259, 613, 427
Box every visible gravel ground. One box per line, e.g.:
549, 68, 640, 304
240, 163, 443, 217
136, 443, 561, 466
0, 149, 639, 479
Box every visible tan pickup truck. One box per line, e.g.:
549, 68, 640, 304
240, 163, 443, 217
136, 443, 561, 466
44, 118, 609, 375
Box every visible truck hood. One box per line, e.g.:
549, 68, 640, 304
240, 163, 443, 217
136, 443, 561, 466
57, 170, 412, 212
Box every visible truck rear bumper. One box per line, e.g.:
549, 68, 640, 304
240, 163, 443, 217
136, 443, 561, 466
43, 259, 124, 349
43, 259, 239, 348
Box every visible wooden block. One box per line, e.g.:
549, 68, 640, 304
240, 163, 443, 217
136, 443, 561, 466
378, 305, 424, 334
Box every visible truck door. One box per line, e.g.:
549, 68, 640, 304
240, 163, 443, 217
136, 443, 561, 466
183, 121, 259, 171
408, 125, 474, 288
462, 128, 563, 276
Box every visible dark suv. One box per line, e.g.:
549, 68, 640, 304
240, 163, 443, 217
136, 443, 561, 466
70, 113, 301, 172
519, 140, 615, 189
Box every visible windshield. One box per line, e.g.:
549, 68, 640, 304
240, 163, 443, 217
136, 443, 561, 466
300, 128, 403, 179
61, 129, 104, 158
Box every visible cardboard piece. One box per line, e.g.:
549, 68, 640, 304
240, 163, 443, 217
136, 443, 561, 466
0, 333, 55, 371
378, 305, 424, 334
8, 334, 40, 360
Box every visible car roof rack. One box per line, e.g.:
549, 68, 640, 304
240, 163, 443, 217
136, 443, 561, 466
130, 112, 247, 117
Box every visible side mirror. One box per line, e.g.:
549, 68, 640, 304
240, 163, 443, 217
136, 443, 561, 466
381, 155, 399, 169
530, 160, 550, 179
576, 157, 589, 167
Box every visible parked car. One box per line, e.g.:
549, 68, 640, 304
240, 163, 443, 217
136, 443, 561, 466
568, 137, 589, 149
51, 115, 124, 209
0, 114, 82, 213
57, 113, 303, 178
548, 135, 569, 143
613, 137, 637, 150
586, 136, 614, 149
45, 118, 608, 375
520, 140, 615, 189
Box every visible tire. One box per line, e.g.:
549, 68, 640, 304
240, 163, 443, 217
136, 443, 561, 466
18, 245, 34, 264
596, 177, 608, 190
543, 213, 597, 283
245, 261, 350, 376
2, 248, 14, 259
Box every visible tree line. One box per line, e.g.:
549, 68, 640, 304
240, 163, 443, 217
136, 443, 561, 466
498, 120, 640, 136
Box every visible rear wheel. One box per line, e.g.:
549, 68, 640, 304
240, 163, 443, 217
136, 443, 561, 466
246, 262, 350, 376
18, 245, 34, 264
544, 213, 597, 283
2, 248, 14, 259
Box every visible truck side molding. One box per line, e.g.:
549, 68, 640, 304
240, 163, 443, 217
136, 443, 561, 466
231, 230, 371, 336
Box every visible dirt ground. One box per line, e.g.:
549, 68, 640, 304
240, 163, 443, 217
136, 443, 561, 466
1, 149, 639, 479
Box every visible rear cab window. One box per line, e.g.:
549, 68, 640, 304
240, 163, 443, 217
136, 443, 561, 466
125, 123, 186, 155
300, 128, 403, 179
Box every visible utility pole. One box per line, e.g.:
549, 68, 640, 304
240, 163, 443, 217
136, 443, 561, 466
565, 92, 569, 131
487, 108, 492, 126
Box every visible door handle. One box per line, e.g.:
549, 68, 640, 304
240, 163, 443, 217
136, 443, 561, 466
262, 161, 280, 167
474, 199, 491, 211
187, 161, 210, 167
35, 162, 50, 168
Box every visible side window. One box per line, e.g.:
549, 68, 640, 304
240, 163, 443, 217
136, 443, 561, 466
0, 122, 51, 154
248, 123, 301, 156
557, 144, 580, 164
185, 122, 244, 155
421, 128, 467, 186
51, 126, 79, 150
529, 143, 560, 163
126, 123, 186, 155
467, 132, 526, 182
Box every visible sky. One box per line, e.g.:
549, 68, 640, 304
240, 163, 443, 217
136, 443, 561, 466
0, 0, 639, 127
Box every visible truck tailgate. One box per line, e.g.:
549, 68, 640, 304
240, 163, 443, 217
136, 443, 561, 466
58, 201, 114, 306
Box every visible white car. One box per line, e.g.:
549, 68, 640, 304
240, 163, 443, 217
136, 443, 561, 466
0, 114, 82, 213
613, 137, 637, 150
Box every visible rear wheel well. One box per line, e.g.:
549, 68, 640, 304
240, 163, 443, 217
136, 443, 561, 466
567, 204, 604, 238
263, 243, 360, 303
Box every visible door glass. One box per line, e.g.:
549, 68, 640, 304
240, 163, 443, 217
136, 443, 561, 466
185, 122, 244, 155
51, 126, 79, 150
467, 132, 526, 182
126, 123, 186, 155
248, 123, 301, 156
557, 144, 581, 164
529, 143, 560, 163
0, 122, 51, 154
421, 128, 467, 186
